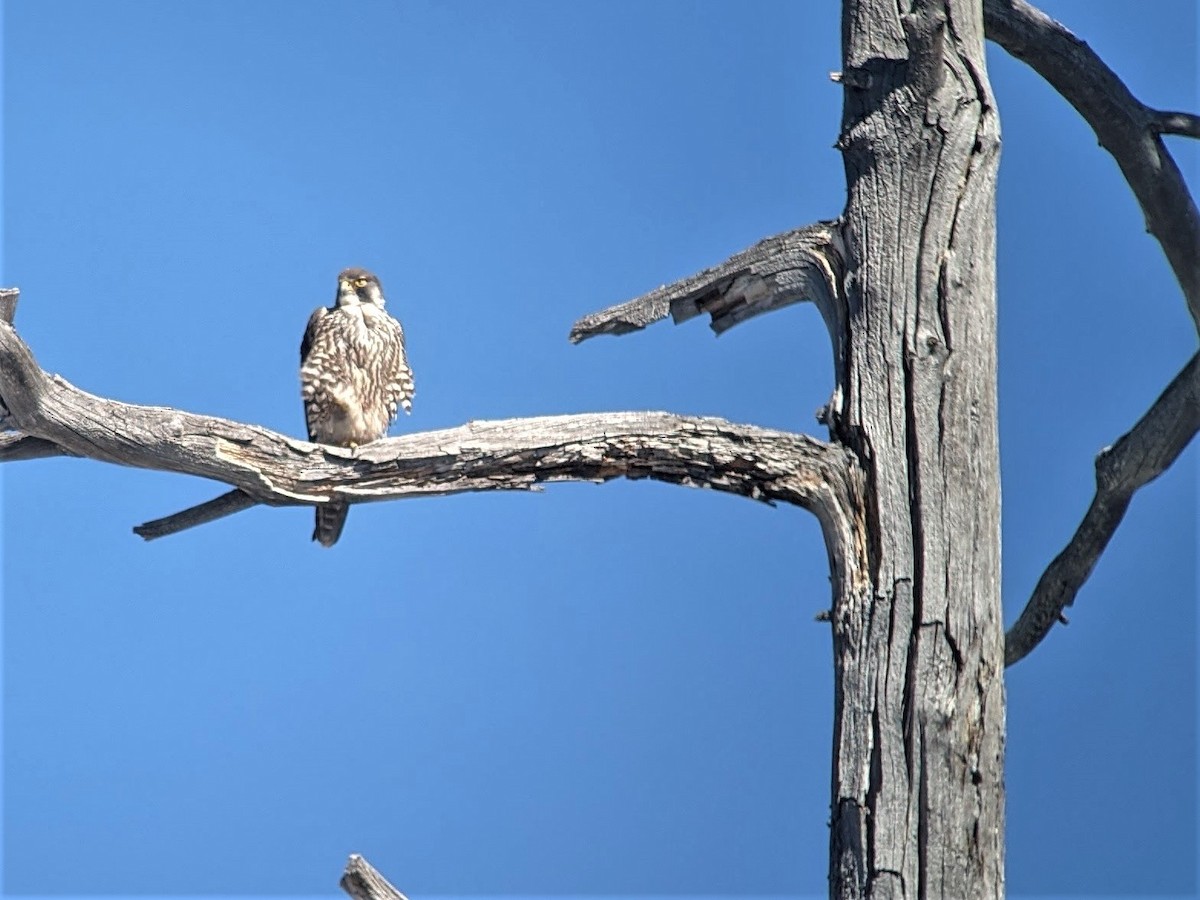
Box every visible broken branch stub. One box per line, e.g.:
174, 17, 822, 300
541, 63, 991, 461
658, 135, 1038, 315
569, 222, 845, 360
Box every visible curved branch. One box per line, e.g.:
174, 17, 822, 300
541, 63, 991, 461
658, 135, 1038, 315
1004, 351, 1200, 666
0, 318, 865, 581
984, 0, 1200, 331
569, 221, 845, 352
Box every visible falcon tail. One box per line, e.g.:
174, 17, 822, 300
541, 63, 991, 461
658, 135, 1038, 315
313, 502, 349, 548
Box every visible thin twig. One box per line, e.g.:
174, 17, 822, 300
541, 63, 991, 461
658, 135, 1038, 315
0, 318, 860, 559
0, 432, 75, 461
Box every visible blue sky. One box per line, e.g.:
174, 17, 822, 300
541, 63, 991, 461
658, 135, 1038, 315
1, 1, 1195, 897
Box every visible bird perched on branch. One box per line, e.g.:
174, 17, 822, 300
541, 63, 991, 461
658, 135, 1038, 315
300, 268, 414, 546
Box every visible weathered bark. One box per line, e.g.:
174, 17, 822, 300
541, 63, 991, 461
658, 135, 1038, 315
340, 855, 408, 900
828, 1, 1005, 897
0, 314, 859, 562
983, 0, 1200, 332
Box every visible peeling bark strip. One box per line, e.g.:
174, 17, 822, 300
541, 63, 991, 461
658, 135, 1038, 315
570, 221, 843, 343
829, 0, 1005, 896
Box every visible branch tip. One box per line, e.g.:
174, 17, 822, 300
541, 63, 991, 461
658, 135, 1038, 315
569, 223, 843, 345
340, 854, 408, 900
1005, 352, 1200, 666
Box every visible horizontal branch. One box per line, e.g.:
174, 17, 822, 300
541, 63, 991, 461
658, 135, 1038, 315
984, 0, 1200, 332
0, 316, 864, 577
340, 855, 408, 900
1004, 350, 1200, 666
569, 221, 844, 347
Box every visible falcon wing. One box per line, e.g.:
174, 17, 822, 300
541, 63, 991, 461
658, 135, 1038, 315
300, 306, 328, 364
382, 315, 415, 417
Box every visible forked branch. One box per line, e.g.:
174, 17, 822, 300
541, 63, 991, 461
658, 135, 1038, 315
984, 0, 1200, 331
570, 221, 845, 355
0, 287, 18, 324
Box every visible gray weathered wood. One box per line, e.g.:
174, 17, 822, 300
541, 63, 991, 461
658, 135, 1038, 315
0, 288, 18, 325
340, 854, 408, 900
828, 1, 1005, 896
570, 221, 843, 344
0, 317, 860, 561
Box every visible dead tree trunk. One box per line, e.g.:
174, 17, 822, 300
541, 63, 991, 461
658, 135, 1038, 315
828, 1, 1005, 896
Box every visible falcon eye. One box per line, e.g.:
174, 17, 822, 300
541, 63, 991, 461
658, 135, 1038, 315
354, 278, 369, 288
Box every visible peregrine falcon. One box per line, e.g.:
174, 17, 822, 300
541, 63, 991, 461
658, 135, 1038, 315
300, 268, 414, 547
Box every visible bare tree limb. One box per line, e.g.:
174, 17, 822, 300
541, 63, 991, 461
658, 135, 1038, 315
569, 222, 845, 350
983, 0, 1200, 332
340, 854, 408, 900
0, 317, 864, 573
1004, 351, 1200, 666
981, 1, 1200, 662
0, 316, 318, 486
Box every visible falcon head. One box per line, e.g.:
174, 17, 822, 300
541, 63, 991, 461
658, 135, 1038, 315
335, 267, 386, 308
